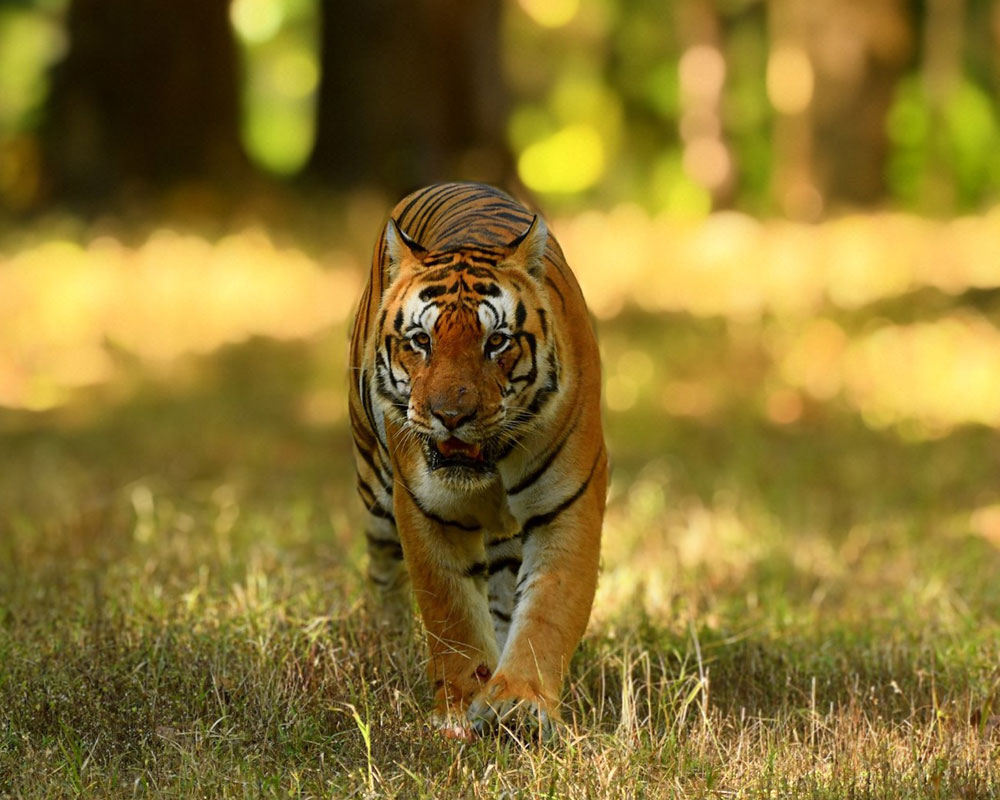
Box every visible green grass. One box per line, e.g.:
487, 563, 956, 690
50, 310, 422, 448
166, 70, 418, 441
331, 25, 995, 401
2, 288, 999, 797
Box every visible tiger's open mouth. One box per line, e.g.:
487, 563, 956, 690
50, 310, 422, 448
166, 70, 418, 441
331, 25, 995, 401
426, 436, 494, 473
437, 437, 482, 460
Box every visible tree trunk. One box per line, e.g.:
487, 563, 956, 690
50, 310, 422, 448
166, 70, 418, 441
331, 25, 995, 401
675, 0, 736, 209
306, 0, 515, 196
768, 0, 820, 219
768, 0, 913, 216
42, 0, 245, 205
806, 0, 914, 208
921, 0, 964, 210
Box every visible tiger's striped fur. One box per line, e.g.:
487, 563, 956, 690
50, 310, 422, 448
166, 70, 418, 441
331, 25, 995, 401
349, 182, 607, 739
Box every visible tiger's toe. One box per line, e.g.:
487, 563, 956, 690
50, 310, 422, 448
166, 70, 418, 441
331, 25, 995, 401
466, 688, 559, 743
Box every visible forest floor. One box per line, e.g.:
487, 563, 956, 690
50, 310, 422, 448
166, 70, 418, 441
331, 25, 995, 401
1, 209, 999, 798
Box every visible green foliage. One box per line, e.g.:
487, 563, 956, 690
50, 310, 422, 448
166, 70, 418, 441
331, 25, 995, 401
232, 0, 318, 175
2, 0, 1000, 213
888, 76, 1000, 210
0, 6, 64, 132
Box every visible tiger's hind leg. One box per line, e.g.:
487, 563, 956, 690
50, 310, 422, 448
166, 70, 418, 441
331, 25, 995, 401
364, 511, 412, 631
486, 533, 522, 653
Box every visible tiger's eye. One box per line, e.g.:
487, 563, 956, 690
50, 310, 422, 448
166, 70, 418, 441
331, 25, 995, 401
487, 332, 507, 349
413, 332, 431, 348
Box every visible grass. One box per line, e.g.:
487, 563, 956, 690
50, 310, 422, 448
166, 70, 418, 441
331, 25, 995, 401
1, 214, 999, 798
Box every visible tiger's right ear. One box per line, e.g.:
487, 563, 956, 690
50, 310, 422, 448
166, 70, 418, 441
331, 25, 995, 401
385, 218, 427, 282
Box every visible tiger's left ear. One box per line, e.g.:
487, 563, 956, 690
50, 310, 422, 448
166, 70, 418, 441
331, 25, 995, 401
500, 215, 547, 279
384, 217, 427, 283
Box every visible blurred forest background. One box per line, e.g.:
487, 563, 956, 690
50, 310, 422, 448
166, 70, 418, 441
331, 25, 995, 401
2, 0, 1000, 216
2, 1, 1000, 795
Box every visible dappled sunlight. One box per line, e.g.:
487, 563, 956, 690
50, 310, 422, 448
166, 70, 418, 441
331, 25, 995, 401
773, 313, 1000, 433
0, 228, 361, 410
595, 463, 767, 627
561, 205, 1000, 319
562, 206, 1000, 436
969, 503, 1000, 548
3, 207, 1000, 440
843, 315, 1000, 432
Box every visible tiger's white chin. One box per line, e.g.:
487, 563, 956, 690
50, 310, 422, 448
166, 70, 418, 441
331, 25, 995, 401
433, 465, 498, 492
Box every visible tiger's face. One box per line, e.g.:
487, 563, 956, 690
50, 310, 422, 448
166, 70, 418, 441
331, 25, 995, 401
373, 218, 557, 489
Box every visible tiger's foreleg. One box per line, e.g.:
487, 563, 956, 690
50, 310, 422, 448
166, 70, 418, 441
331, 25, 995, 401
486, 532, 523, 652
363, 508, 412, 631
354, 426, 412, 630
468, 451, 608, 740
392, 482, 501, 736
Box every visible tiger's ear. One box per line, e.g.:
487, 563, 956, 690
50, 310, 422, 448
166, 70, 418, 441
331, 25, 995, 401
384, 218, 427, 282
500, 215, 547, 279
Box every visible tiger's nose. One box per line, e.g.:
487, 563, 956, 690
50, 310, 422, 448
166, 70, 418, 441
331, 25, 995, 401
429, 388, 477, 430
431, 406, 476, 431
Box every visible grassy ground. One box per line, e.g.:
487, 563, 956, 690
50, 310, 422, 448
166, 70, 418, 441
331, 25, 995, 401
1, 216, 999, 798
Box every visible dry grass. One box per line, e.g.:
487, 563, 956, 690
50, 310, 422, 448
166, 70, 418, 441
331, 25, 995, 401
1, 208, 999, 797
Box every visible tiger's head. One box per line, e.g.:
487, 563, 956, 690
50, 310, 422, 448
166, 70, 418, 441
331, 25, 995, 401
373, 216, 559, 489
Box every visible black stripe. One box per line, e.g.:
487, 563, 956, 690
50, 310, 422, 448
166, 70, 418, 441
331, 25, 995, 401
383, 336, 397, 389
400, 184, 445, 230
521, 450, 602, 541
357, 482, 395, 522
487, 531, 522, 547
490, 608, 512, 623
545, 276, 565, 308
524, 365, 560, 415
507, 429, 572, 496
507, 395, 581, 496
494, 210, 533, 228
359, 369, 380, 434
509, 332, 537, 385
464, 561, 488, 580
357, 284, 372, 342
472, 282, 501, 297
411, 494, 481, 532
353, 435, 392, 494
365, 532, 403, 560
432, 191, 500, 241
423, 265, 457, 280
464, 252, 503, 266
396, 186, 438, 228
487, 556, 521, 576
419, 284, 450, 301
412, 183, 470, 239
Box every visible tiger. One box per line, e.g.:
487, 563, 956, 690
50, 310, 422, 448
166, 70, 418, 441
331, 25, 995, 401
348, 182, 607, 740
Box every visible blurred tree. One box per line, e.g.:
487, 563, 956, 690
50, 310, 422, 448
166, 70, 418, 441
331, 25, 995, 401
675, 0, 735, 208
770, 0, 913, 215
306, 0, 516, 196
41, 0, 245, 204
921, 0, 964, 210
813, 0, 913, 207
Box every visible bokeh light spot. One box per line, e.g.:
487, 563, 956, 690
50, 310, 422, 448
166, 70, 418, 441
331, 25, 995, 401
230, 0, 283, 44
767, 45, 814, 114
517, 0, 579, 28
518, 124, 605, 194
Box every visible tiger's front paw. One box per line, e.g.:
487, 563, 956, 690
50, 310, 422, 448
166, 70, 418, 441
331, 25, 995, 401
430, 708, 476, 741
431, 663, 494, 741
466, 675, 559, 743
